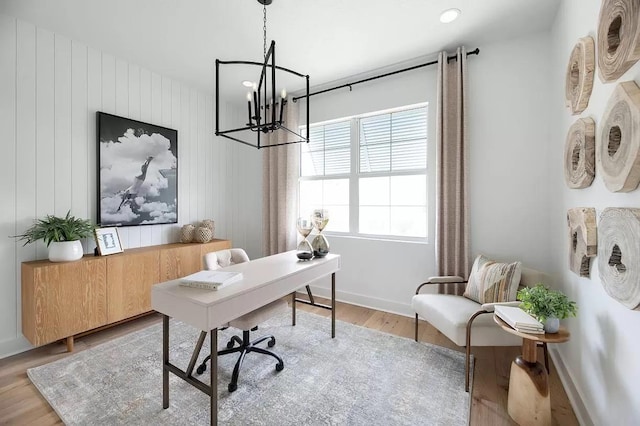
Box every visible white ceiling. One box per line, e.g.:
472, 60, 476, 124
1, 0, 559, 103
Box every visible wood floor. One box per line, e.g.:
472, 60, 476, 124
0, 298, 578, 425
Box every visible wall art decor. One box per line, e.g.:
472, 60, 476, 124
97, 112, 178, 226
564, 117, 596, 188
597, 81, 640, 192
565, 36, 595, 114
567, 208, 597, 277
597, 0, 640, 82
598, 208, 640, 309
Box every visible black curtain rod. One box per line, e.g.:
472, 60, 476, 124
292, 47, 480, 102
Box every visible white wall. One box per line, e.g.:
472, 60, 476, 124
0, 14, 262, 358
549, 1, 640, 424
299, 32, 552, 317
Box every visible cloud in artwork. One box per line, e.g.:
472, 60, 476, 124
99, 196, 139, 224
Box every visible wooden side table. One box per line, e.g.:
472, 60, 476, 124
494, 316, 570, 426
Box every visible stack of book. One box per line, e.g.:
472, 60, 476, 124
179, 270, 243, 290
495, 305, 544, 334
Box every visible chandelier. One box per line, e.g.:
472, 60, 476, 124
215, 0, 310, 149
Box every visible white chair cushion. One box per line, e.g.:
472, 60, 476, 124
229, 299, 288, 331
411, 293, 521, 347
203, 248, 250, 270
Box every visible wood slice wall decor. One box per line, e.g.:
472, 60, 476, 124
598, 208, 640, 309
564, 118, 596, 188
597, 81, 640, 192
597, 0, 640, 82
567, 208, 597, 277
565, 36, 595, 114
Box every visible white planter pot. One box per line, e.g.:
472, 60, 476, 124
544, 316, 560, 333
48, 240, 84, 262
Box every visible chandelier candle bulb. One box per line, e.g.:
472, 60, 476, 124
247, 92, 253, 125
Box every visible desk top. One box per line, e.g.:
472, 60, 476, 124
494, 315, 570, 344
152, 251, 340, 330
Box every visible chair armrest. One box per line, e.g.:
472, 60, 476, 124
480, 301, 521, 312
415, 276, 467, 294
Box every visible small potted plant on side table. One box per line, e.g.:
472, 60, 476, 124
14, 211, 94, 262
517, 284, 578, 333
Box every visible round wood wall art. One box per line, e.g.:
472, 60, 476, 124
597, 81, 640, 192
564, 118, 595, 188
597, 0, 640, 82
567, 207, 597, 277
565, 36, 595, 114
598, 208, 640, 309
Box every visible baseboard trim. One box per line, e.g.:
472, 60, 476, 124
0, 335, 32, 359
549, 346, 594, 426
304, 285, 414, 318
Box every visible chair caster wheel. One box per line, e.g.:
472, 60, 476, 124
275, 362, 284, 372
268, 337, 276, 348
196, 364, 206, 375
228, 383, 237, 393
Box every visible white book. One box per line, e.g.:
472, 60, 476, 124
495, 305, 543, 330
179, 270, 243, 290
514, 326, 545, 335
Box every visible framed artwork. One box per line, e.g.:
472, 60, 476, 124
94, 227, 124, 255
97, 112, 178, 227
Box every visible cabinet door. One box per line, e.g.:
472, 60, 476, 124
22, 258, 107, 346
106, 251, 159, 323
159, 245, 202, 281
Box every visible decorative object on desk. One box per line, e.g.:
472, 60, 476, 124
517, 284, 577, 333
564, 117, 595, 189
13, 211, 93, 262
598, 207, 640, 309
179, 270, 243, 290
567, 207, 597, 277
193, 226, 213, 243
179, 224, 196, 243
296, 217, 314, 261
596, 0, 640, 82
94, 227, 124, 256
597, 81, 640, 192
565, 36, 595, 114
311, 209, 330, 257
97, 111, 178, 227
27, 311, 472, 425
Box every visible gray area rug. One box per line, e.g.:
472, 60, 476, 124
28, 311, 471, 425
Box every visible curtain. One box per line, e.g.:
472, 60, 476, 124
436, 47, 470, 295
262, 102, 301, 255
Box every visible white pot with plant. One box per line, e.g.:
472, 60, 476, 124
517, 284, 578, 333
15, 211, 94, 262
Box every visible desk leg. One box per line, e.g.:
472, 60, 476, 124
162, 315, 169, 409
331, 272, 336, 338
507, 340, 550, 426
291, 292, 297, 326
210, 328, 218, 426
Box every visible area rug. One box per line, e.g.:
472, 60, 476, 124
28, 311, 472, 425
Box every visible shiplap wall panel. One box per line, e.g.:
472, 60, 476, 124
0, 15, 17, 342
0, 15, 261, 357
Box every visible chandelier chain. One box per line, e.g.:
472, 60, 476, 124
263, 3, 267, 59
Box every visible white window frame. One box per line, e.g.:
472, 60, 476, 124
299, 102, 428, 242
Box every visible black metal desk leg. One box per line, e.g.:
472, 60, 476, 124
210, 328, 218, 426
162, 315, 169, 409
291, 292, 296, 326
331, 273, 336, 338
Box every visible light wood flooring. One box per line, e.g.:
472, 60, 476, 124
0, 298, 578, 425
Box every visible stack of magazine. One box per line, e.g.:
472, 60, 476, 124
179, 271, 243, 291
495, 305, 544, 334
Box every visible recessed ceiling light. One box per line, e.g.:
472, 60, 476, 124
241, 80, 254, 88
440, 8, 461, 24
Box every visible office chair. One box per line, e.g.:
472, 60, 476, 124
195, 248, 287, 392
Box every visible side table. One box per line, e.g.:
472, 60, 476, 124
494, 315, 570, 426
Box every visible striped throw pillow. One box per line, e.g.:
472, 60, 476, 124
463, 255, 522, 303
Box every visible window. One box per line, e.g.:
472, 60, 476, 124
299, 103, 428, 239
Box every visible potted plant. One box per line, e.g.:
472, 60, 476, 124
15, 211, 94, 262
517, 284, 577, 333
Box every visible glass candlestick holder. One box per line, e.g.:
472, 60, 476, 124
296, 217, 314, 261
311, 209, 330, 257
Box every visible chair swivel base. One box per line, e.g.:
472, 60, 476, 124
196, 329, 284, 392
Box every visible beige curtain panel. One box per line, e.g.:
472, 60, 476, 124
436, 47, 470, 295
262, 102, 301, 256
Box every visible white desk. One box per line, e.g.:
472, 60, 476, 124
151, 251, 341, 426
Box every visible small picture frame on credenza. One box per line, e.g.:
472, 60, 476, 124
94, 227, 124, 256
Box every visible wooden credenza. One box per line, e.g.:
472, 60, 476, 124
21, 239, 231, 350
